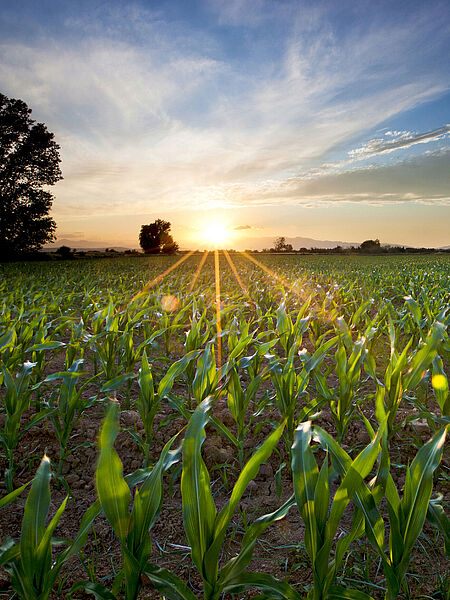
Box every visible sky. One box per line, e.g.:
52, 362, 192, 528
1, 0, 449, 249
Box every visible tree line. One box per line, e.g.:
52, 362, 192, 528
263, 237, 446, 254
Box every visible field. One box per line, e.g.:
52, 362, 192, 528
0, 253, 448, 600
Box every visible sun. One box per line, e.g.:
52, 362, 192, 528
202, 222, 231, 248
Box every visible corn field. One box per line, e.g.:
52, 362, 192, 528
0, 253, 448, 599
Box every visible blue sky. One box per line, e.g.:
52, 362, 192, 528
1, 0, 449, 248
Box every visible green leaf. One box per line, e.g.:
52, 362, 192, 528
96, 401, 131, 539
328, 584, 375, 599
204, 420, 286, 585
181, 397, 216, 577
0, 482, 30, 509
26, 341, 66, 352
129, 434, 178, 555
70, 581, 117, 599
403, 296, 421, 326
399, 427, 447, 568
0, 539, 20, 567
210, 415, 238, 447
292, 421, 319, 561
158, 350, 201, 399
427, 494, 450, 555
223, 571, 301, 599
143, 564, 198, 600
101, 373, 135, 393
218, 495, 296, 585
58, 500, 102, 563
20, 455, 51, 581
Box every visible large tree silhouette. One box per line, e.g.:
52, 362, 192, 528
139, 219, 178, 254
0, 93, 62, 258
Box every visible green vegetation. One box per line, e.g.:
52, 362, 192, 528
0, 92, 62, 259
0, 253, 448, 599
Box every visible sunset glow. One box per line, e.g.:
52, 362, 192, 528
202, 222, 231, 248
1, 0, 448, 250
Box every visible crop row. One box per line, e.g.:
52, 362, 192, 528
0, 254, 449, 598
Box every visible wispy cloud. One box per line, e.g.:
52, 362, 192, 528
0, 0, 449, 229
349, 125, 450, 159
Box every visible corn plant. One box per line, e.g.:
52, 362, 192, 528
135, 350, 159, 466
0, 481, 30, 509
380, 427, 448, 599
365, 319, 446, 440
314, 335, 367, 441
64, 317, 85, 368
291, 420, 385, 600
87, 400, 185, 600
0, 456, 97, 600
276, 299, 310, 356
225, 369, 264, 467
316, 413, 449, 600
181, 397, 299, 599
39, 359, 97, 479
0, 362, 54, 492
157, 348, 202, 416
184, 309, 212, 400
269, 336, 337, 451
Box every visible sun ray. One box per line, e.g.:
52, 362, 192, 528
187, 250, 209, 293
127, 250, 196, 306
239, 251, 304, 298
222, 249, 251, 301
214, 249, 222, 371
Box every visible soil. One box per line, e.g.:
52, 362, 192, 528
0, 376, 448, 600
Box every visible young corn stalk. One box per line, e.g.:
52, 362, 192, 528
291, 420, 385, 600
365, 319, 446, 440
269, 336, 337, 453
0, 456, 97, 600
276, 300, 310, 356
0, 362, 54, 492
317, 402, 449, 600
184, 309, 212, 402
314, 335, 366, 442
135, 350, 159, 467
91, 400, 186, 600
39, 359, 97, 479
181, 397, 300, 600
226, 369, 264, 468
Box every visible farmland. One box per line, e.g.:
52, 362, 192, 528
0, 253, 449, 599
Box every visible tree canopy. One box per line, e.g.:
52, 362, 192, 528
273, 236, 293, 252
139, 219, 179, 254
0, 92, 62, 258
360, 239, 381, 253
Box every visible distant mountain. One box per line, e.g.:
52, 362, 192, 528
235, 236, 360, 251
44, 239, 133, 251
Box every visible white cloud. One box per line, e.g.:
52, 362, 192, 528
349, 125, 450, 159
0, 0, 449, 223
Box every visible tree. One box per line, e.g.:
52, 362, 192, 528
273, 236, 293, 252
273, 236, 286, 252
56, 245, 73, 259
139, 219, 178, 254
360, 239, 381, 253
0, 93, 62, 258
